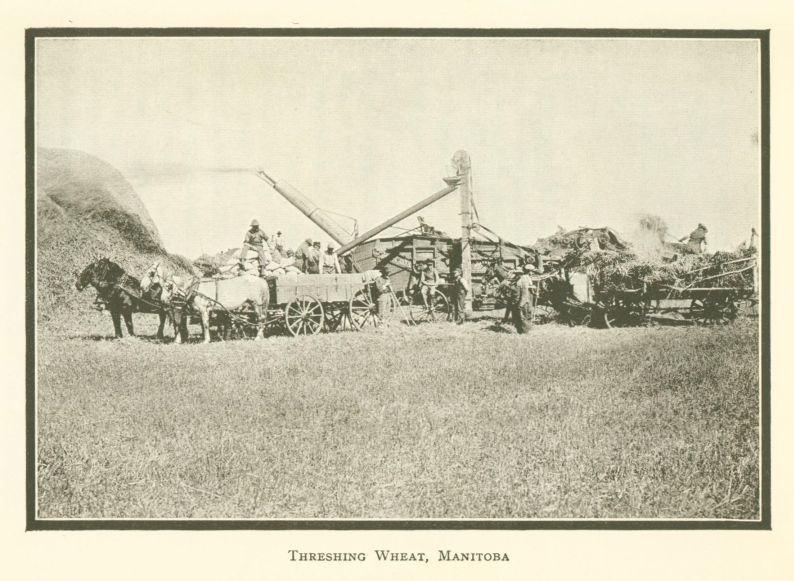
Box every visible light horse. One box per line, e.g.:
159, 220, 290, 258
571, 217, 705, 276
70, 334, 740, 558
147, 263, 270, 344
75, 258, 171, 339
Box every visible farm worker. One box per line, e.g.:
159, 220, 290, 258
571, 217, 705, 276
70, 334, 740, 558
510, 264, 536, 334
374, 267, 392, 323
239, 219, 271, 275
749, 227, 758, 250
419, 259, 440, 310
323, 243, 342, 274
274, 230, 285, 252
306, 241, 322, 274
450, 267, 470, 324
282, 249, 302, 274
295, 238, 313, 273
680, 223, 708, 254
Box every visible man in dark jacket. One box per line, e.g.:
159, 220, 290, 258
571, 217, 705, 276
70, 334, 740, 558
509, 264, 536, 334
450, 267, 470, 324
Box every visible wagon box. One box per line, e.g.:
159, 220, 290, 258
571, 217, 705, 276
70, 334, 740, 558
269, 272, 377, 304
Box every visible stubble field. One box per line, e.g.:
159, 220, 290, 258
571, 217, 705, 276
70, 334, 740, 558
36, 313, 760, 520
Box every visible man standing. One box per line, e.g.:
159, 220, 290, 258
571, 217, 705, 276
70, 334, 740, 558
239, 219, 270, 275
510, 264, 536, 334
295, 238, 313, 273
323, 243, 342, 274
418, 259, 439, 311
374, 267, 392, 324
450, 267, 470, 324
305, 241, 322, 274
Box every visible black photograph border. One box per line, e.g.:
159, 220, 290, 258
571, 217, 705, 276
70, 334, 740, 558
25, 27, 771, 531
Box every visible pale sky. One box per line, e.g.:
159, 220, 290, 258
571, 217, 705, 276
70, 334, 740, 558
35, 36, 761, 258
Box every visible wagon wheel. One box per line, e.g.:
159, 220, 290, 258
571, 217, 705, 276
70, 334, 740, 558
349, 286, 380, 329
564, 303, 592, 327
324, 302, 349, 332
285, 295, 325, 336
532, 304, 557, 324
690, 295, 738, 325
410, 288, 451, 323
603, 297, 648, 329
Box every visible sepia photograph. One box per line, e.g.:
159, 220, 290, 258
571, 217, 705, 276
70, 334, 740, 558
28, 30, 767, 526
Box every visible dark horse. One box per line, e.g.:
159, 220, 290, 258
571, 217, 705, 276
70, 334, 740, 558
75, 258, 171, 339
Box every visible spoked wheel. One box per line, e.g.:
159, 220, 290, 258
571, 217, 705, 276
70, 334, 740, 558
324, 302, 349, 332
564, 303, 592, 327
410, 289, 451, 323
690, 296, 738, 325
349, 286, 380, 329
602, 298, 648, 329
285, 295, 325, 336
532, 304, 557, 324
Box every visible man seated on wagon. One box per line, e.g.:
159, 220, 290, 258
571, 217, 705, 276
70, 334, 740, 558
238, 219, 271, 275
418, 259, 440, 311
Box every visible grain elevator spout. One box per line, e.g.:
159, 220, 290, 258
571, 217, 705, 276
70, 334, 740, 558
255, 170, 351, 247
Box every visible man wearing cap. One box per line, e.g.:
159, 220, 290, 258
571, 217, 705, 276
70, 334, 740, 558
680, 223, 708, 254
322, 243, 342, 274
239, 219, 270, 275
509, 264, 536, 334
450, 267, 470, 324
418, 259, 440, 311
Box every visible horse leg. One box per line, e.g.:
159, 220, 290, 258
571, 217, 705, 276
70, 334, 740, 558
172, 310, 186, 344
201, 308, 211, 344
254, 304, 266, 340
111, 310, 123, 338
157, 311, 166, 340
123, 309, 135, 336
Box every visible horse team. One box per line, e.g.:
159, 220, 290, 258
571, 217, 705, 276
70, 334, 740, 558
75, 258, 269, 343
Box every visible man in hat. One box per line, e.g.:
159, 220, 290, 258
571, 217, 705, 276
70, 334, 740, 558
450, 267, 470, 324
418, 259, 440, 311
322, 243, 342, 274
509, 263, 536, 334
681, 223, 708, 254
295, 238, 313, 273
274, 231, 285, 252
374, 266, 392, 323
239, 219, 270, 275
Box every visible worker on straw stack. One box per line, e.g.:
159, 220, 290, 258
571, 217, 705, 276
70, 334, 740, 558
238, 219, 271, 275
681, 223, 708, 254
450, 267, 470, 325
418, 259, 440, 311
322, 243, 342, 274
509, 264, 536, 334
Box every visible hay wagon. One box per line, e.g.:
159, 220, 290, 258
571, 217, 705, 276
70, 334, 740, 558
263, 272, 382, 336
592, 255, 758, 328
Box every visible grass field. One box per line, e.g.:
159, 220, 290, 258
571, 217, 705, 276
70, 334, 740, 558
36, 313, 760, 520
